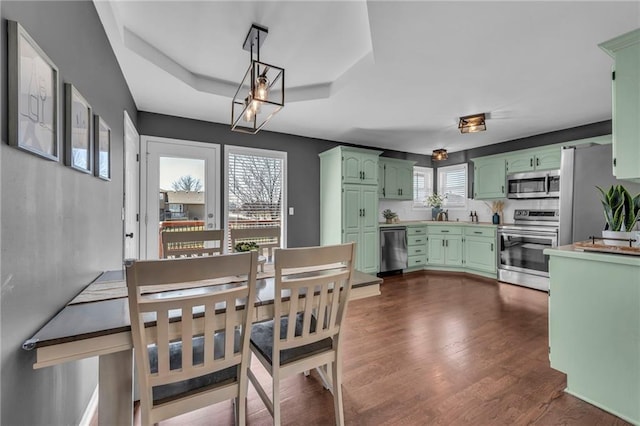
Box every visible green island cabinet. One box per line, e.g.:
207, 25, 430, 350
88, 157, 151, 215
546, 247, 639, 425
406, 225, 427, 268
472, 156, 506, 199
320, 146, 382, 274
600, 28, 640, 183
379, 157, 415, 200
505, 146, 562, 173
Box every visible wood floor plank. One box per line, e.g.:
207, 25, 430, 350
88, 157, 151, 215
122, 271, 630, 425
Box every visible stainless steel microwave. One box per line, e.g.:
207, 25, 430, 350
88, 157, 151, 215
506, 170, 560, 199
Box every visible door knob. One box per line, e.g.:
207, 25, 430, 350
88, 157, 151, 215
125, 233, 134, 238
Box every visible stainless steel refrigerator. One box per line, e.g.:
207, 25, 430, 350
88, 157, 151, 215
559, 143, 640, 246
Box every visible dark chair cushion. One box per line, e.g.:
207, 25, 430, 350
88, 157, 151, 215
148, 331, 240, 404
250, 313, 333, 366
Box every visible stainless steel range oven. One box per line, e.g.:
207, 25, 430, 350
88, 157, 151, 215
498, 209, 559, 292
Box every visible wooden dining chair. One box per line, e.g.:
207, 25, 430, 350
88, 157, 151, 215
162, 229, 224, 258
230, 227, 281, 271
125, 251, 258, 426
247, 242, 356, 425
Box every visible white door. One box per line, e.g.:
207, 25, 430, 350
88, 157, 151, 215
140, 136, 220, 259
123, 111, 139, 260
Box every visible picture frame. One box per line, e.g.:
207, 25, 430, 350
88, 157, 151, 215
94, 115, 111, 181
65, 83, 93, 174
7, 20, 60, 161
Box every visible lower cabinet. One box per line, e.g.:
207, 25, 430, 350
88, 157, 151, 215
401, 224, 497, 278
464, 236, 496, 274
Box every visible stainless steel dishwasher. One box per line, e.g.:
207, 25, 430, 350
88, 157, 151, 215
379, 226, 408, 273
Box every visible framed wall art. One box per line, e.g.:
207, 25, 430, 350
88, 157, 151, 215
7, 20, 60, 161
65, 83, 93, 174
94, 115, 111, 181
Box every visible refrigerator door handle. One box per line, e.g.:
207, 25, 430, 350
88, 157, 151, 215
544, 174, 550, 194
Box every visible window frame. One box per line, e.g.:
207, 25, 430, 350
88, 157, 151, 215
437, 163, 468, 209
412, 166, 434, 209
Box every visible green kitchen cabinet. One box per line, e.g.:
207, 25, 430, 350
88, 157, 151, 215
342, 148, 380, 185
505, 147, 561, 173
406, 225, 427, 268
464, 227, 497, 274
427, 226, 463, 267
379, 158, 415, 200
600, 29, 640, 183
472, 157, 506, 199
320, 146, 382, 274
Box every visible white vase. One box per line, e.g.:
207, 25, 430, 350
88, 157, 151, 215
602, 230, 634, 246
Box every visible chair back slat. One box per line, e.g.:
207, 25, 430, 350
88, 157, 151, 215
271, 243, 355, 362
162, 229, 224, 258
230, 227, 281, 261
126, 251, 258, 415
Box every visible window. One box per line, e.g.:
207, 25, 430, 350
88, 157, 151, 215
438, 163, 467, 208
225, 145, 287, 250
413, 166, 433, 208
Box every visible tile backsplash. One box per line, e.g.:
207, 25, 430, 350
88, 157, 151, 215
379, 198, 559, 224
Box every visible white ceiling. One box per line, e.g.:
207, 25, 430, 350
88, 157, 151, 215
94, 1, 640, 155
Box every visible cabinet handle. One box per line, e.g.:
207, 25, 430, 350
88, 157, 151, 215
442, 240, 445, 247
536, 158, 540, 167
613, 158, 617, 167
441, 230, 450, 233
446, 240, 448, 247
501, 185, 504, 193
359, 171, 363, 179
359, 209, 363, 217
530, 158, 533, 167
416, 239, 422, 243
416, 249, 422, 253
363, 208, 365, 216
474, 231, 482, 234
491, 243, 494, 251
362, 171, 366, 180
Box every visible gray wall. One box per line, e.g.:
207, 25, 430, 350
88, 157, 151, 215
0, 2, 137, 425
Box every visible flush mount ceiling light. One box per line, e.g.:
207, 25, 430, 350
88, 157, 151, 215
458, 113, 487, 134
432, 149, 448, 161
231, 24, 285, 134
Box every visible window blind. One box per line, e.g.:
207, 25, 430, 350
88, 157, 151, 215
413, 166, 434, 208
438, 164, 467, 208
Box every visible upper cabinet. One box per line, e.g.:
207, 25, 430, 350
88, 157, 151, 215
505, 147, 561, 174
379, 157, 415, 200
599, 29, 640, 183
342, 148, 380, 185
472, 156, 506, 199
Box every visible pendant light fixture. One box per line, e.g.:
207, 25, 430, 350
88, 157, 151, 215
231, 24, 285, 134
458, 113, 487, 133
432, 149, 448, 161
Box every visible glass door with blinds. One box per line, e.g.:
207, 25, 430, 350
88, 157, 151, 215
224, 146, 286, 252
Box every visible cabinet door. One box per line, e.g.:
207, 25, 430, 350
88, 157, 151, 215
464, 236, 496, 273
342, 152, 363, 184
360, 228, 379, 273
474, 158, 506, 199
534, 147, 561, 171
612, 42, 640, 181
397, 165, 414, 200
428, 236, 446, 266
378, 163, 385, 197
445, 236, 463, 266
360, 154, 379, 185
342, 185, 361, 236
383, 162, 399, 199
506, 153, 535, 173
361, 186, 379, 233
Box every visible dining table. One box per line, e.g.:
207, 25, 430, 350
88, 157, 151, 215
22, 267, 382, 425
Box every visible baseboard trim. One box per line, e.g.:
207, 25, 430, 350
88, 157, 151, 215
79, 385, 98, 426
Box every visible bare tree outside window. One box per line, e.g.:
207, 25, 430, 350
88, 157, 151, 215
171, 175, 203, 192
229, 154, 282, 221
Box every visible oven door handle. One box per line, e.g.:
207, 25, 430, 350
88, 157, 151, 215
499, 231, 558, 239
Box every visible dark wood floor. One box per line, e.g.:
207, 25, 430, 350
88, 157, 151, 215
132, 271, 630, 425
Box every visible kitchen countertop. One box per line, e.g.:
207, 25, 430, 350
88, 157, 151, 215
379, 221, 498, 228
545, 244, 640, 266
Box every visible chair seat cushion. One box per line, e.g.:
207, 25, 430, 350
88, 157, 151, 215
148, 331, 239, 404
250, 313, 333, 366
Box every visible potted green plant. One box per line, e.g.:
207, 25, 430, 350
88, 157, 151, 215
382, 209, 398, 224
234, 241, 259, 252
596, 184, 640, 246
424, 193, 445, 220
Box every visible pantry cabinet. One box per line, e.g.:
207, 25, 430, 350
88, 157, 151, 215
320, 146, 382, 274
